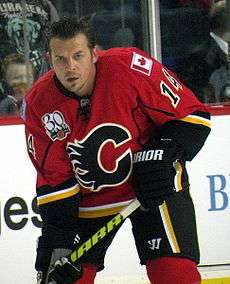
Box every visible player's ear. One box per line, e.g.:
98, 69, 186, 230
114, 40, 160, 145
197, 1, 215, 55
92, 47, 98, 64
46, 52, 52, 66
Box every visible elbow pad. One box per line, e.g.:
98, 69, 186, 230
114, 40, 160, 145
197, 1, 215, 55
159, 113, 211, 161
38, 184, 82, 230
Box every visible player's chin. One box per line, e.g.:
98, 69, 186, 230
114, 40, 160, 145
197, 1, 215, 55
64, 82, 79, 92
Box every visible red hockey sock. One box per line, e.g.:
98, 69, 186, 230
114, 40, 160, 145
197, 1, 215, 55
74, 263, 97, 284
146, 257, 201, 284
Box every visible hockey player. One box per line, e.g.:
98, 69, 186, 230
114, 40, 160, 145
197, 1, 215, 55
23, 16, 211, 284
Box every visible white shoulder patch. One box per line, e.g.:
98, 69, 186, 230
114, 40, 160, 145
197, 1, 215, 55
130, 52, 153, 76
41, 110, 70, 141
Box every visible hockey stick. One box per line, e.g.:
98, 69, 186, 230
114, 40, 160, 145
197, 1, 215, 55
45, 199, 141, 284
70, 198, 141, 263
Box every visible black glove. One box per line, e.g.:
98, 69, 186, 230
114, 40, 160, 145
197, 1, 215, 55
36, 235, 53, 284
47, 256, 82, 284
35, 224, 82, 284
132, 139, 182, 209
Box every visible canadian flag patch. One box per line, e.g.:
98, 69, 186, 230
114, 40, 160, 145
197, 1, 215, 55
130, 52, 153, 76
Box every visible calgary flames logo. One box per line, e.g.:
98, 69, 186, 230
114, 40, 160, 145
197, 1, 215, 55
67, 123, 132, 192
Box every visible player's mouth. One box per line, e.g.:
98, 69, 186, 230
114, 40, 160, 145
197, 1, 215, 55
66, 76, 79, 83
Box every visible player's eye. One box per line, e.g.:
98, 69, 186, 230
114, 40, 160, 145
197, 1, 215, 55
73, 53, 83, 60
56, 56, 66, 63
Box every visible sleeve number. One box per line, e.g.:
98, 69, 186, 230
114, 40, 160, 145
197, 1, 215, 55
162, 68, 182, 91
160, 81, 180, 108
27, 134, 36, 159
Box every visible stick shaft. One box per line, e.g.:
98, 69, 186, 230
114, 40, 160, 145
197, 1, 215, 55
70, 199, 140, 263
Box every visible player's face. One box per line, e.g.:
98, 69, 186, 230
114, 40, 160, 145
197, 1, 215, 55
49, 33, 98, 97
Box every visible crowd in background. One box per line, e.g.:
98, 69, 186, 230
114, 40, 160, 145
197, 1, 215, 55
0, 0, 59, 116
0, 0, 228, 116
160, 0, 229, 103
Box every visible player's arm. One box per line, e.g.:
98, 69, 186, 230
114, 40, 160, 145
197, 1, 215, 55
158, 110, 211, 161
24, 101, 82, 283
136, 52, 211, 159
131, 52, 211, 208
133, 112, 211, 208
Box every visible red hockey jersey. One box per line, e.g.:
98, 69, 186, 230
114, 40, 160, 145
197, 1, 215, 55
24, 47, 211, 218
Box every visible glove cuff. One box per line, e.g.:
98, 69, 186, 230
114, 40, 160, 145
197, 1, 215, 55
35, 236, 52, 272
42, 224, 80, 250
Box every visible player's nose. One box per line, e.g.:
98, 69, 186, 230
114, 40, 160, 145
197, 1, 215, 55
66, 57, 78, 71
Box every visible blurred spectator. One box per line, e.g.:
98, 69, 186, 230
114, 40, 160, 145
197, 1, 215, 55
2, 53, 36, 87
166, 2, 228, 103
160, 3, 211, 68
203, 82, 216, 103
208, 5, 229, 102
87, 0, 140, 50
0, 92, 18, 116
177, 0, 213, 9
0, 0, 59, 79
160, 0, 228, 103
220, 84, 230, 103
161, 0, 225, 11
209, 0, 226, 16
0, 53, 36, 116
0, 89, 19, 116
209, 59, 230, 103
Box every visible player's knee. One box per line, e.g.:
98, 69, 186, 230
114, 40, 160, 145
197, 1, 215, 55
146, 256, 201, 284
74, 263, 97, 284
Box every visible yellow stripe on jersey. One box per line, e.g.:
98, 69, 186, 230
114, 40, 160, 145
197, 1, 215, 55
174, 160, 183, 192
159, 201, 181, 253
79, 200, 135, 218
179, 115, 211, 128
37, 184, 80, 205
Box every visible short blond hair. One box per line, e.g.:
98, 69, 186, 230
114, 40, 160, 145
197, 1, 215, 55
1, 53, 36, 80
